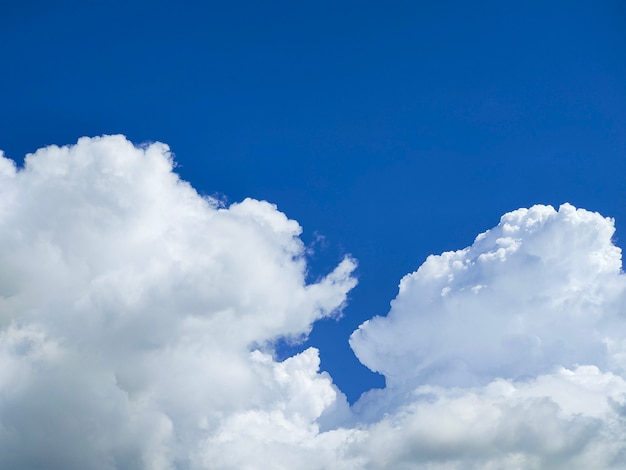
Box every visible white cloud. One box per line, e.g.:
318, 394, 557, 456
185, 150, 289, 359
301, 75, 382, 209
351, 203, 626, 390
1, 136, 626, 468
348, 203, 626, 468
347, 366, 626, 469
0, 136, 356, 469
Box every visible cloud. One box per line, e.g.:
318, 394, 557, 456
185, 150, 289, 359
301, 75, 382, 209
350, 204, 626, 388
348, 203, 626, 468
1, 136, 625, 469
0, 136, 356, 469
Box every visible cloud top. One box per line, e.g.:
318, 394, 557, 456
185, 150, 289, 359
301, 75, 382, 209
351, 203, 625, 389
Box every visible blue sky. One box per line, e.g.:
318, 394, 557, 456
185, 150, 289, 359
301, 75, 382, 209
2, 0, 626, 417
3, 3, 626, 468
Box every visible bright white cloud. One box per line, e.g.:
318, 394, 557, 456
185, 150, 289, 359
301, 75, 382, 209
1, 136, 625, 469
348, 203, 626, 468
351, 203, 625, 390
0, 136, 356, 469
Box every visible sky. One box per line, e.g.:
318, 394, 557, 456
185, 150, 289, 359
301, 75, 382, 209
1, 1, 626, 468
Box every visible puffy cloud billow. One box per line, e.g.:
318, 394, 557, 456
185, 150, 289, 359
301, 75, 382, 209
1, 135, 625, 469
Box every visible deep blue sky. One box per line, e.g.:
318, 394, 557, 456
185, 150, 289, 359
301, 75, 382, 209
1, 0, 625, 402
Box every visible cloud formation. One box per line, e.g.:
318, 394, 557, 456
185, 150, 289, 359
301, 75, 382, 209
349, 203, 626, 468
1, 136, 625, 469
351, 203, 625, 389
0, 136, 355, 469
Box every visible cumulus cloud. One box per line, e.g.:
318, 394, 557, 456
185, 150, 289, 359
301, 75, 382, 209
351, 203, 626, 389
0, 136, 356, 469
1, 136, 626, 469
349, 203, 626, 468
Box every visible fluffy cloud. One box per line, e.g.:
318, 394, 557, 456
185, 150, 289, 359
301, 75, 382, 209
351, 203, 626, 389
0, 136, 356, 469
1, 136, 626, 469
349, 203, 626, 468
